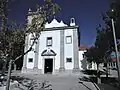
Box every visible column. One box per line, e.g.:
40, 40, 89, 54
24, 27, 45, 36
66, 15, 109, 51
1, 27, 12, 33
73, 28, 79, 72
52, 57, 55, 74
22, 34, 29, 73
115, 62, 117, 68
33, 38, 39, 70
59, 29, 65, 72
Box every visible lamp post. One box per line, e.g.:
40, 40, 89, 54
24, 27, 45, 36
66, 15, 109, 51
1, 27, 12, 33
111, 9, 120, 80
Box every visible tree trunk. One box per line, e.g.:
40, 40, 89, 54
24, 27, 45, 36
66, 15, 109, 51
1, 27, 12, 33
2, 60, 7, 73
106, 63, 109, 78
6, 60, 12, 90
13, 63, 16, 71
1, 0, 8, 74
97, 64, 101, 84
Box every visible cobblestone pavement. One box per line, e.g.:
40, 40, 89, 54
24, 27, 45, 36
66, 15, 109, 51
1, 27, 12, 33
0, 71, 99, 90
11, 72, 98, 90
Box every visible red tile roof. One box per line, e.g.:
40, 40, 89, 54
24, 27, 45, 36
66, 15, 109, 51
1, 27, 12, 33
111, 57, 120, 61
79, 46, 89, 51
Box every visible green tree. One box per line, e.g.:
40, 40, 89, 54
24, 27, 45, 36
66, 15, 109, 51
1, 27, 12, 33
105, 0, 120, 38
100, 0, 120, 77
95, 25, 115, 77
85, 46, 103, 84
0, 0, 61, 90
84, 25, 116, 83
0, 0, 10, 73
85, 0, 120, 84
0, 0, 60, 70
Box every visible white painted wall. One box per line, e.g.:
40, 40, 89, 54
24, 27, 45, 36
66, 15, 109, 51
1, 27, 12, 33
78, 50, 98, 70
25, 17, 79, 72
64, 29, 74, 69
26, 32, 98, 71
79, 50, 86, 70
38, 30, 60, 70
26, 34, 36, 69
27, 15, 33, 25
87, 62, 97, 70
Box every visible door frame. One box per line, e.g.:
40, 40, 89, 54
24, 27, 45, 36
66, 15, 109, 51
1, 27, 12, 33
44, 58, 53, 74
42, 56, 55, 74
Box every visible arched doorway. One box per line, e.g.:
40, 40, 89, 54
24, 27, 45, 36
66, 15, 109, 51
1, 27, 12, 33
41, 48, 56, 74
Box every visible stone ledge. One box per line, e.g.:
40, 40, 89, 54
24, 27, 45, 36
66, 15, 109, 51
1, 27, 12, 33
21, 68, 42, 74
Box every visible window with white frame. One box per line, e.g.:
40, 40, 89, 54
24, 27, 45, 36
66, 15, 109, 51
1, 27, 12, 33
46, 37, 52, 46
28, 58, 33, 62
66, 36, 72, 44
66, 58, 72, 63
82, 54, 85, 58
29, 34, 35, 45
29, 38, 34, 45
113, 62, 116, 67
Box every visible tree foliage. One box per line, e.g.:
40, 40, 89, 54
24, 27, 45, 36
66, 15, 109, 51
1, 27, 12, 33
0, 0, 61, 70
0, 0, 61, 89
83, 0, 120, 83
85, 24, 115, 65
85, 0, 120, 64
84, 46, 104, 65
106, 0, 120, 38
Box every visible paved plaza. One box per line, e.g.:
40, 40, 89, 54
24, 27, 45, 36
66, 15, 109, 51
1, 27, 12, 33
7, 71, 99, 90
2, 70, 118, 90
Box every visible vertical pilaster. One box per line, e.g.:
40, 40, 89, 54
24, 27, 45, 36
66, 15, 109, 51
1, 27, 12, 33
33, 38, 39, 71
73, 28, 79, 72
59, 29, 65, 72
22, 34, 29, 73
52, 57, 55, 74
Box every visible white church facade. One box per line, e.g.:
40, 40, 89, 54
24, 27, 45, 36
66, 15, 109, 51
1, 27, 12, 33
21, 11, 82, 74
21, 8, 119, 75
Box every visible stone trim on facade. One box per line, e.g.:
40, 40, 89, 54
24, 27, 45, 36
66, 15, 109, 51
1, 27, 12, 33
73, 29, 80, 72
22, 34, 29, 72
22, 68, 42, 74
59, 28, 65, 72
44, 26, 78, 31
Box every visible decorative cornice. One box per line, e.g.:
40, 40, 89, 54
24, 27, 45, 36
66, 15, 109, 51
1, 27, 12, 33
43, 26, 79, 31
41, 49, 57, 56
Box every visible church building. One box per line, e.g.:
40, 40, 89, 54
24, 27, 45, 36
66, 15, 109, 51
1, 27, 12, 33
22, 9, 81, 74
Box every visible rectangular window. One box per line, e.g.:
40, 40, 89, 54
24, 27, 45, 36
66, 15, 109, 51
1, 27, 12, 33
28, 58, 33, 62
113, 62, 116, 67
29, 39, 34, 45
47, 37, 52, 46
103, 63, 107, 67
66, 36, 72, 44
111, 62, 113, 67
66, 58, 72, 63
29, 34, 35, 45
82, 54, 85, 58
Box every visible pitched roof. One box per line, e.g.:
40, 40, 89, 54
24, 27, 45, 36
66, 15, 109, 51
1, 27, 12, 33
110, 57, 120, 61
79, 46, 89, 51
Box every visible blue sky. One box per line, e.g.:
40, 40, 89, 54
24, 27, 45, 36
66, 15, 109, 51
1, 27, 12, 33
8, 0, 110, 46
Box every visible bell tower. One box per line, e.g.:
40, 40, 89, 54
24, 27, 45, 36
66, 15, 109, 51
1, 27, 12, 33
70, 18, 76, 26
